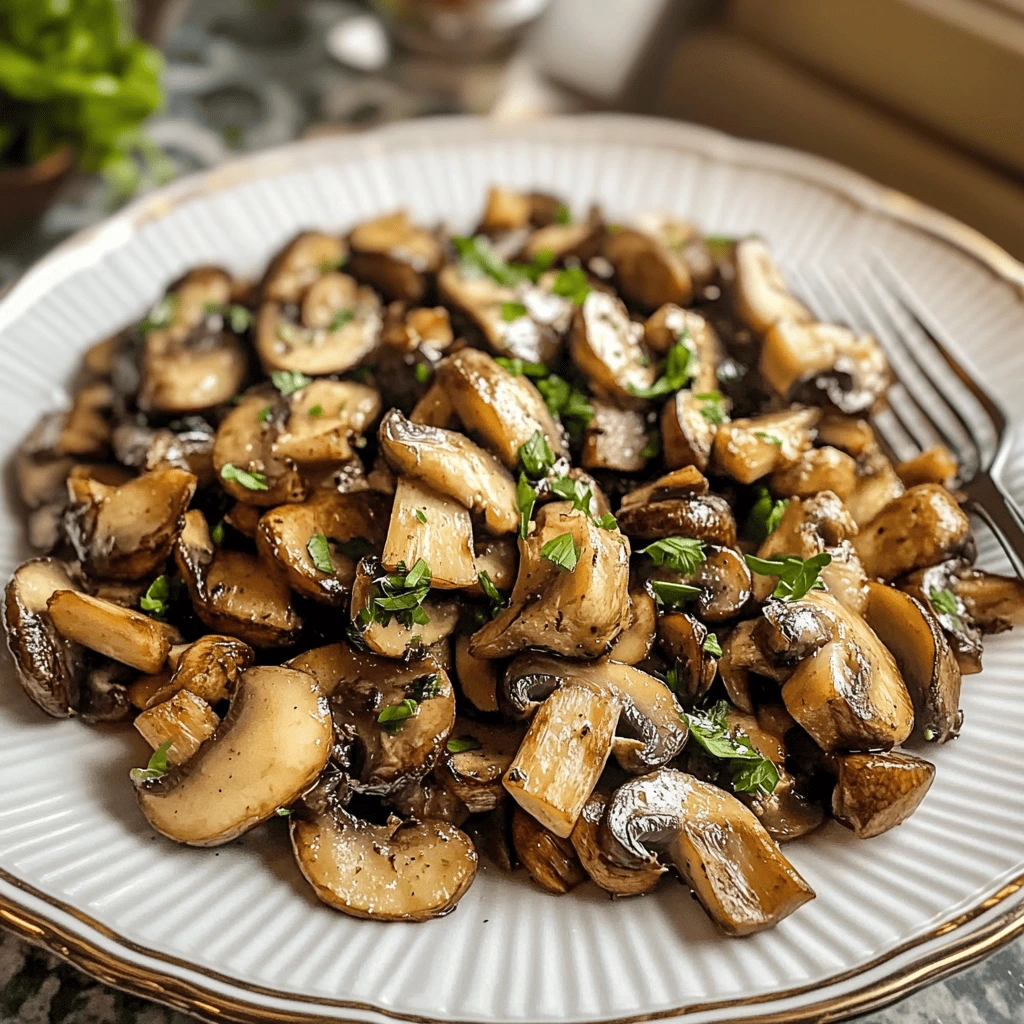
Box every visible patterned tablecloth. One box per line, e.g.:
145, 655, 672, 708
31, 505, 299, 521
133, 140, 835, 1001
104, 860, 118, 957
1, 3, 1023, 1022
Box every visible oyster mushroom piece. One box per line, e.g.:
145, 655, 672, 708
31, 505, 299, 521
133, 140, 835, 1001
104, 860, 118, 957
292, 806, 477, 921
47, 590, 178, 674
583, 402, 650, 473
272, 380, 381, 464
136, 665, 332, 846
288, 642, 455, 795
512, 806, 588, 894
257, 491, 390, 605
569, 290, 655, 405
832, 751, 936, 839
435, 348, 567, 468
64, 468, 197, 581
853, 484, 970, 582
262, 231, 347, 303
732, 237, 813, 334
175, 509, 302, 647
601, 769, 815, 936
711, 408, 819, 485
504, 683, 620, 837
778, 591, 915, 752
346, 211, 442, 302
256, 274, 381, 376
379, 409, 518, 535
469, 503, 630, 659
603, 227, 693, 311
437, 721, 525, 813
863, 582, 962, 743
4, 558, 86, 716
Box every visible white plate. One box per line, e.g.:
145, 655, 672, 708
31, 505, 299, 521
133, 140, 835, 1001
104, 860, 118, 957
2, 115, 1024, 1024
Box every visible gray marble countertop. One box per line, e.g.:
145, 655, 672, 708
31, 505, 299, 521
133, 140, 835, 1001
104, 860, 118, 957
2, 3, 1023, 1022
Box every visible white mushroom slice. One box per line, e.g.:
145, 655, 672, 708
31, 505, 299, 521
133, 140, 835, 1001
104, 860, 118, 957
711, 408, 819, 484
4, 558, 85, 716
64, 468, 197, 581
504, 683, 620, 837
608, 585, 657, 665
583, 402, 650, 473
733, 238, 812, 334
136, 665, 331, 846
454, 634, 499, 712
273, 380, 381, 464
263, 232, 346, 303
470, 503, 630, 659
512, 807, 588, 894
134, 689, 219, 765
382, 477, 477, 590
569, 291, 654, 405
47, 590, 178, 673
604, 227, 693, 311
175, 509, 302, 647
472, 534, 518, 593
769, 446, 858, 501
832, 751, 936, 839
634, 215, 717, 291
437, 721, 525, 813
212, 391, 306, 507
292, 808, 477, 921
601, 769, 815, 936
256, 275, 381, 376
347, 211, 442, 303
436, 348, 567, 468
379, 409, 518, 535
257, 491, 390, 605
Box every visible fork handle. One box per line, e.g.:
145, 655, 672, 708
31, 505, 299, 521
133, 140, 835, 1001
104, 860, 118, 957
964, 472, 1024, 579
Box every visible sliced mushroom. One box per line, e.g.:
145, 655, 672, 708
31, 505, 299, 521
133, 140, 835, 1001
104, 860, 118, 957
634, 215, 717, 291
582, 402, 650, 473
435, 347, 567, 468
601, 769, 815, 935
79, 660, 133, 723
512, 806, 588, 894
64, 468, 196, 581
503, 683, 620, 837
410, 381, 457, 428
382, 476, 478, 589
570, 792, 665, 896
661, 392, 717, 473
896, 445, 958, 488
569, 290, 655, 405
694, 546, 753, 622
832, 751, 935, 839
656, 612, 718, 701
718, 619, 789, 714
347, 211, 442, 303
711, 408, 819, 485
620, 465, 709, 507
454, 633, 499, 712
138, 634, 255, 708
4, 558, 86, 716
732, 238, 812, 334
292, 805, 477, 921
479, 186, 532, 232
608, 585, 657, 665
272, 380, 381, 464
437, 721, 525, 813
136, 665, 331, 845
256, 274, 381, 376
257, 491, 390, 605
47, 590, 177, 674
500, 652, 687, 774
863, 581, 962, 743
955, 570, 1024, 633
470, 503, 630, 659
777, 591, 915, 752
845, 452, 906, 528
350, 555, 460, 658
263, 232, 346, 303
175, 509, 302, 646
604, 227, 693, 311
387, 777, 468, 826
853, 484, 970, 582
134, 689, 220, 765
617, 492, 737, 548
382, 302, 455, 357
289, 642, 455, 794
769, 446, 858, 501
379, 409, 518, 535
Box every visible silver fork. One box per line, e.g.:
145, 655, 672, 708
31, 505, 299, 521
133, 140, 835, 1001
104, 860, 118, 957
789, 258, 1024, 579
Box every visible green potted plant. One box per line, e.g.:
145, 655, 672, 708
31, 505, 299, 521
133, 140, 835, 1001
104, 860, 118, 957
0, 0, 166, 231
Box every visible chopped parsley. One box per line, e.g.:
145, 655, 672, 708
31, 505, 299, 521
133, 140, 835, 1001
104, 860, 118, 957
378, 698, 419, 733
221, 463, 269, 491
550, 474, 593, 514
640, 430, 660, 460
274, 807, 292, 817
648, 579, 702, 608
307, 533, 335, 574
551, 266, 591, 305
328, 308, 355, 331
628, 334, 695, 400
452, 235, 536, 287
639, 537, 706, 574
703, 632, 723, 657
130, 740, 172, 783
744, 485, 789, 544
139, 295, 178, 334
211, 520, 225, 545
478, 571, 505, 618
203, 302, 252, 333
140, 575, 173, 618
745, 552, 832, 601
359, 559, 433, 630
517, 473, 537, 540
256, 405, 272, 423
536, 374, 594, 438
501, 301, 528, 322
695, 391, 728, 425
541, 532, 580, 572
319, 256, 346, 273
271, 369, 313, 396
447, 736, 482, 754
518, 429, 556, 479
595, 512, 618, 530
415, 508, 428, 523
414, 362, 432, 385
555, 203, 573, 224
682, 701, 780, 796
929, 587, 962, 628
754, 431, 783, 447
495, 356, 548, 378
308, 404, 324, 418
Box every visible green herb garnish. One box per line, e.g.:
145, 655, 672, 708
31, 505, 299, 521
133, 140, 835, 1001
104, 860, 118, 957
211, 520, 225, 545
555, 204, 573, 225
536, 374, 594, 437
308, 404, 324, 418
640, 537, 706, 574
274, 807, 292, 817
453, 235, 524, 287
550, 474, 593, 515
307, 533, 334, 574
495, 357, 549, 378
744, 485, 789, 544
541, 532, 580, 572
130, 740, 172, 784
648, 579, 702, 608
378, 698, 419, 733
256, 405, 272, 423
518, 429, 556, 479
929, 587, 962, 628
517, 473, 537, 540
501, 301, 528, 322
271, 369, 313, 396
139, 295, 178, 335
628, 335, 695, 400
328, 308, 355, 331
140, 575, 172, 618
754, 431, 783, 447
221, 463, 269, 491
640, 430, 660, 460
447, 736, 482, 753
745, 552, 832, 601
551, 267, 591, 305
695, 391, 728, 425
360, 560, 433, 630
682, 701, 780, 796
415, 508, 428, 523
478, 571, 505, 619
414, 363, 432, 385
703, 632, 723, 657
595, 512, 618, 531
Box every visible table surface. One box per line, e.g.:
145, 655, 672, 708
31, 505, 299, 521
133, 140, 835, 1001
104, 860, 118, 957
2, 3, 1023, 1022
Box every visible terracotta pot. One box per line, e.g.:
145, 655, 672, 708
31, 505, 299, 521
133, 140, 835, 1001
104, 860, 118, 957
0, 149, 74, 234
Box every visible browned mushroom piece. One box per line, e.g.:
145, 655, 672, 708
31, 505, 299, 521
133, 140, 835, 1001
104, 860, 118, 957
718, 619, 790, 714
604, 227, 693, 311
582, 402, 651, 473
711, 408, 819, 485
479, 186, 533, 233
437, 721, 525, 813
346, 211, 442, 303
382, 303, 454, 357
256, 491, 390, 605
137, 634, 255, 708
661, 329, 725, 472
620, 465, 709, 506
64, 468, 197, 581
656, 612, 718, 701
138, 269, 248, 415
212, 390, 306, 507
512, 806, 588, 894
387, 777, 469, 826
896, 445, 959, 488
600, 769, 815, 936
435, 348, 568, 468
955, 570, 1024, 633
608, 585, 658, 666
853, 484, 970, 582
769, 446, 859, 501
524, 220, 603, 264
453, 634, 500, 712
59, 382, 115, 458
635, 214, 718, 292
472, 534, 518, 593
832, 751, 936, 839
470, 503, 630, 659
263, 232, 347, 303
272, 380, 381, 464
410, 381, 458, 428
617, 491, 737, 548
175, 509, 302, 647
732, 238, 813, 334
134, 688, 220, 765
